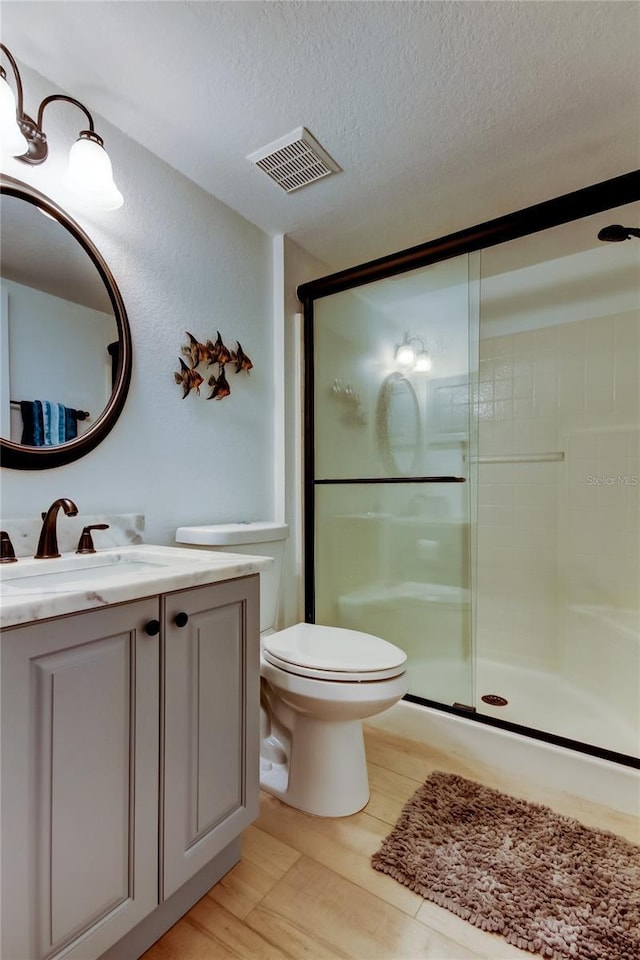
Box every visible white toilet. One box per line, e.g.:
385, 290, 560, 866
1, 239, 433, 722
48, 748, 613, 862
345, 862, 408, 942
175, 521, 408, 817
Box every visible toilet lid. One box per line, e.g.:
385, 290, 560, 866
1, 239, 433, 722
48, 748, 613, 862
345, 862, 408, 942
262, 622, 407, 681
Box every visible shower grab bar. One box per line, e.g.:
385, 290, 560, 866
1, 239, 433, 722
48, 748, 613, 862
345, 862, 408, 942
466, 451, 564, 464
313, 476, 466, 484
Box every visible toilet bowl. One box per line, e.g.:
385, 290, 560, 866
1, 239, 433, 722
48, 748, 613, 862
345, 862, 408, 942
175, 522, 408, 817
260, 622, 407, 816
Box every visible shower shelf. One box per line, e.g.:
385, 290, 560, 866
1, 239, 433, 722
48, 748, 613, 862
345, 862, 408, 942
466, 451, 565, 464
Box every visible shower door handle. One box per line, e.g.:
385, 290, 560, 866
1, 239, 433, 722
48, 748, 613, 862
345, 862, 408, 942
313, 476, 466, 484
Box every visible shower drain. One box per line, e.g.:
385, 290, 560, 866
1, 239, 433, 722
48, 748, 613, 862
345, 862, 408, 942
481, 694, 509, 707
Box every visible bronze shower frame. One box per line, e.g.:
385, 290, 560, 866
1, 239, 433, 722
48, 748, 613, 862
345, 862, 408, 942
298, 169, 640, 770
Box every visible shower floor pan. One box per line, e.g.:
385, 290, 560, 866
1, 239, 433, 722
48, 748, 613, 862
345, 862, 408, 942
475, 659, 638, 758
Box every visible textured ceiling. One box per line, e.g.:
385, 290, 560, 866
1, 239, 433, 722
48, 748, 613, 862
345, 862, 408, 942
2, 1, 639, 272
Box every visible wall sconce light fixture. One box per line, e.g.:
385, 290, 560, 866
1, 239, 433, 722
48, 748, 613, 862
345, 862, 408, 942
395, 333, 432, 373
0, 42, 123, 210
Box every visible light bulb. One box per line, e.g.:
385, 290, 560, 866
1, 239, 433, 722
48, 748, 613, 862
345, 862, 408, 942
64, 133, 123, 210
0, 74, 29, 157
396, 343, 415, 366
414, 351, 432, 373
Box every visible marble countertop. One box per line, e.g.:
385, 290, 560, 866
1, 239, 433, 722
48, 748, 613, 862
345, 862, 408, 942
0, 544, 270, 629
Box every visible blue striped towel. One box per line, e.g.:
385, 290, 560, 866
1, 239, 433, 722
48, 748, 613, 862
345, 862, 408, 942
20, 401, 79, 445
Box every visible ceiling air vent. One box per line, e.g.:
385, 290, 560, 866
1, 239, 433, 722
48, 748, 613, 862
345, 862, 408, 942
247, 127, 341, 193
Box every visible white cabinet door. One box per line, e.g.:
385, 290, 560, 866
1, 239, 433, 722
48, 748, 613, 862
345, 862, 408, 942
1, 599, 160, 960
161, 576, 260, 899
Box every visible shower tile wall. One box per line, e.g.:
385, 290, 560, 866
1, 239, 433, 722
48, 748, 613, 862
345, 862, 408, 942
476, 310, 639, 714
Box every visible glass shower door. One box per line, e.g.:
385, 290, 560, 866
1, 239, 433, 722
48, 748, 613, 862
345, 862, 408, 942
474, 200, 640, 758
310, 254, 478, 708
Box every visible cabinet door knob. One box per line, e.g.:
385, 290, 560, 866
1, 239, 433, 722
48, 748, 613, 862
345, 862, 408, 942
174, 612, 189, 628
145, 619, 161, 636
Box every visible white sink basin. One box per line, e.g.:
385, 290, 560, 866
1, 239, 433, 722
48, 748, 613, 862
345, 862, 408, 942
0, 547, 221, 595
0, 544, 270, 627
0, 558, 167, 593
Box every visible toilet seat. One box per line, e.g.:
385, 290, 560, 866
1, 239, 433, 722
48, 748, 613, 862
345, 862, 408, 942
262, 622, 406, 682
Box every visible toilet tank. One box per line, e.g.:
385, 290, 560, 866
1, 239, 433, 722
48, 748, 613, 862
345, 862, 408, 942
175, 522, 288, 633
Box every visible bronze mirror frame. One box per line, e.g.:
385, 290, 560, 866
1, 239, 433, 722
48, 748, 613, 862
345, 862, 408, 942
0, 174, 132, 470
375, 371, 421, 476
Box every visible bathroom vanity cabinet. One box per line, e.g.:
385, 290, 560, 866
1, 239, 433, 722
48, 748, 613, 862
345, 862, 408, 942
0, 574, 260, 960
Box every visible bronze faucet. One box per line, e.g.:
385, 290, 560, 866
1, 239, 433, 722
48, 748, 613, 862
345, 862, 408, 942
0, 531, 17, 563
35, 498, 79, 559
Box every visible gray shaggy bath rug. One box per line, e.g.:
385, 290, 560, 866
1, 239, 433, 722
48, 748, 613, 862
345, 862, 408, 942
371, 771, 640, 960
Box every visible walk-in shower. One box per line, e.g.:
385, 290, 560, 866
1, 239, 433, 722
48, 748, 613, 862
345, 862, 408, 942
299, 171, 639, 765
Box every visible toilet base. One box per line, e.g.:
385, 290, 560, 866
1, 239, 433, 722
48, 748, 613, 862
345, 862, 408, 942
260, 715, 370, 817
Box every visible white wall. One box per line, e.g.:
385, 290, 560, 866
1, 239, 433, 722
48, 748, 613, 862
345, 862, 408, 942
0, 62, 274, 546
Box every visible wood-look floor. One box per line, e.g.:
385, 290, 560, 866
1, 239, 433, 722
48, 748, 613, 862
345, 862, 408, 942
142, 725, 639, 960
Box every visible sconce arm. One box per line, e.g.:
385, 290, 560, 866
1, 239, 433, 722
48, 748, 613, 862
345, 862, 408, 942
0, 41, 25, 115
36, 94, 96, 135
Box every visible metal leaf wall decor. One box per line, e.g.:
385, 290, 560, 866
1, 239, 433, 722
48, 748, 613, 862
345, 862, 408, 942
174, 331, 253, 401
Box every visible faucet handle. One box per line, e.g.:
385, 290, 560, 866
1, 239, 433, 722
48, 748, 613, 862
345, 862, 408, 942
76, 524, 110, 554
0, 531, 17, 563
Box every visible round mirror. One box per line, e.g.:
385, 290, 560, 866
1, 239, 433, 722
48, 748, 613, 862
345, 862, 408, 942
375, 372, 421, 475
0, 175, 131, 469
